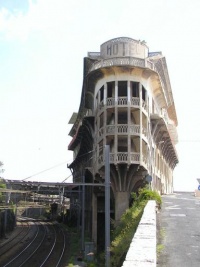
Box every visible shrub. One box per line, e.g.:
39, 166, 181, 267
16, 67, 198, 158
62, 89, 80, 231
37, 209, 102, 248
110, 187, 161, 267
136, 187, 162, 208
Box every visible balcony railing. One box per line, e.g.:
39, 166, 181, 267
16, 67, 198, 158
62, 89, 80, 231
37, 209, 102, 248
97, 97, 148, 113
118, 97, 128, 105
130, 125, 140, 135
117, 125, 128, 133
98, 124, 145, 140
98, 152, 140, 166
107, 98, 115, 106
131, 97, 140, 106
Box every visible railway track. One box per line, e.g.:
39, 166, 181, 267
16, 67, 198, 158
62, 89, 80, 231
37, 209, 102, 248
0, 220, 30, 256
0, 217, 68, 267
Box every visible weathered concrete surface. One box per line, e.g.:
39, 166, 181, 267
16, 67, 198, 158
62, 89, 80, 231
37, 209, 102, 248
122, 200, 157, 267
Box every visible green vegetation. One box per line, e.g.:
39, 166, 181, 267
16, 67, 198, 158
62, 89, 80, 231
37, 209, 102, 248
157, 227, 166, 259
109, 187, 162, 267
65, 187, 161, 266
0, 178, 6, 203
157, 243, 164, 255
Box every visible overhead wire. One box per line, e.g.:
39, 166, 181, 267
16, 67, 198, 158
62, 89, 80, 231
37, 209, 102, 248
21, 149, 96, 182
22, 159, 73, 181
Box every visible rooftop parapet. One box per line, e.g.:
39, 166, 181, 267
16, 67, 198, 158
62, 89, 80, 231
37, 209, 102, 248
100, 37, 149, 59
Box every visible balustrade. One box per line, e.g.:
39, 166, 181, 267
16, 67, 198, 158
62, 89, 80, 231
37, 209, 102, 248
117, 125, 128, 133
97, 97, 145, 112
131, 97, 140, 106
97, 151, 152, 169
130, 125, 140, 134
98, 124, 141, 140
118, 97, 128, 105
117, 152, 128, 162
130, 153, 140, 162
107, 97, 115, 106
88, 57, 146, 74
98, 152, 140, 166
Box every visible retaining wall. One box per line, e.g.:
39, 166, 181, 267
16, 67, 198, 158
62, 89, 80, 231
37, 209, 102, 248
122, 200, 157, 267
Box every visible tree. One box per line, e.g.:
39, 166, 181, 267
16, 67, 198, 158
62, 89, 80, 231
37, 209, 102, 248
0, 161, 5, 176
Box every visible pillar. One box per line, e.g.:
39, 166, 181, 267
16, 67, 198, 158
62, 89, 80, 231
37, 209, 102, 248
92, 193, 97, 244
115, 191, 129, 223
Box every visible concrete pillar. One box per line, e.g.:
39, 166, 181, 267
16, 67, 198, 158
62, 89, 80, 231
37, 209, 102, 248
115, 191, 129, 223
139, 83, 142, 165
114, 81, 118, 162
127, 81, 131, 164
92, 193, 97, 244
104, 84, 107, 146
104, 83, 107, 105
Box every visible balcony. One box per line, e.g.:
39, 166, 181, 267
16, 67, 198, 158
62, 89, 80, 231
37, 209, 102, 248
98, 152, 140, 167
88, 57, 146, 74
97, 97, 147, 113
98, 124, 147, 141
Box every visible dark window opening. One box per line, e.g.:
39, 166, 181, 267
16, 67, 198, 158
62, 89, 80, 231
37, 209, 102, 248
107, 82, 115, 97
131, 82, 139, 97
100, 114, 103, 128
107, 112, 115, 125
142, 86, 146, 101
118, 111, 127, 124
118, 81, 127, 97
118, 137, 128, 152
100, 86, 104, 101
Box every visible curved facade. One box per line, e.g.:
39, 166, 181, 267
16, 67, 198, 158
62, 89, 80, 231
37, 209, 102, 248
68, 37, 178, 244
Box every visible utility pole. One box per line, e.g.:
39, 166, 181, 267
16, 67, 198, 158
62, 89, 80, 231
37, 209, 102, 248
105, 145, 110, 267
81, 175, 85, 252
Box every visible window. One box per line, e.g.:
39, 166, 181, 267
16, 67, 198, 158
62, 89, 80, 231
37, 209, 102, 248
118, 81, 127, 97
118, 137, 127, 152
131, 82, 139, 97
107, 82, 115, 97
142, 86, 146, 101
100, 86, 104, 101
118, 111, 127, 124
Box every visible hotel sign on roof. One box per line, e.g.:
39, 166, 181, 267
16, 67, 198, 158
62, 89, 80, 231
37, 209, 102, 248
100, 37, 148, 59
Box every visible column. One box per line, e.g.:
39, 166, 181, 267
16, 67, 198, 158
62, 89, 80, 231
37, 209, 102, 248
114, 81, 118, 163
92, 193, 97, 244
104, 83, 107, 146
115, 191, 129, 223
139, 83, 142, 165
127, 81, 131, 164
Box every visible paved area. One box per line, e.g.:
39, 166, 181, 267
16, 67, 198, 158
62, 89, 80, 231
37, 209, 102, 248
157, 192, 200, 267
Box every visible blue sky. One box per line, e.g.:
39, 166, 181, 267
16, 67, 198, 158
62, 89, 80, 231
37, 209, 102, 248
0, 0, 200, 191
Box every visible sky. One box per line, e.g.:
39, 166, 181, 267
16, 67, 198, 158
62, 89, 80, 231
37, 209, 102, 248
0, 0, 200, 191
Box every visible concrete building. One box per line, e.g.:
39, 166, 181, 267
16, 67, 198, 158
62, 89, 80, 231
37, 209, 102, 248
68, 37, 178, 245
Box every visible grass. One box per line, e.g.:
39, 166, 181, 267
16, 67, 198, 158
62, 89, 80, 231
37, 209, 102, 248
109, 187, 162, 267
157, 226, 166, 261
157, 243, 165, 255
